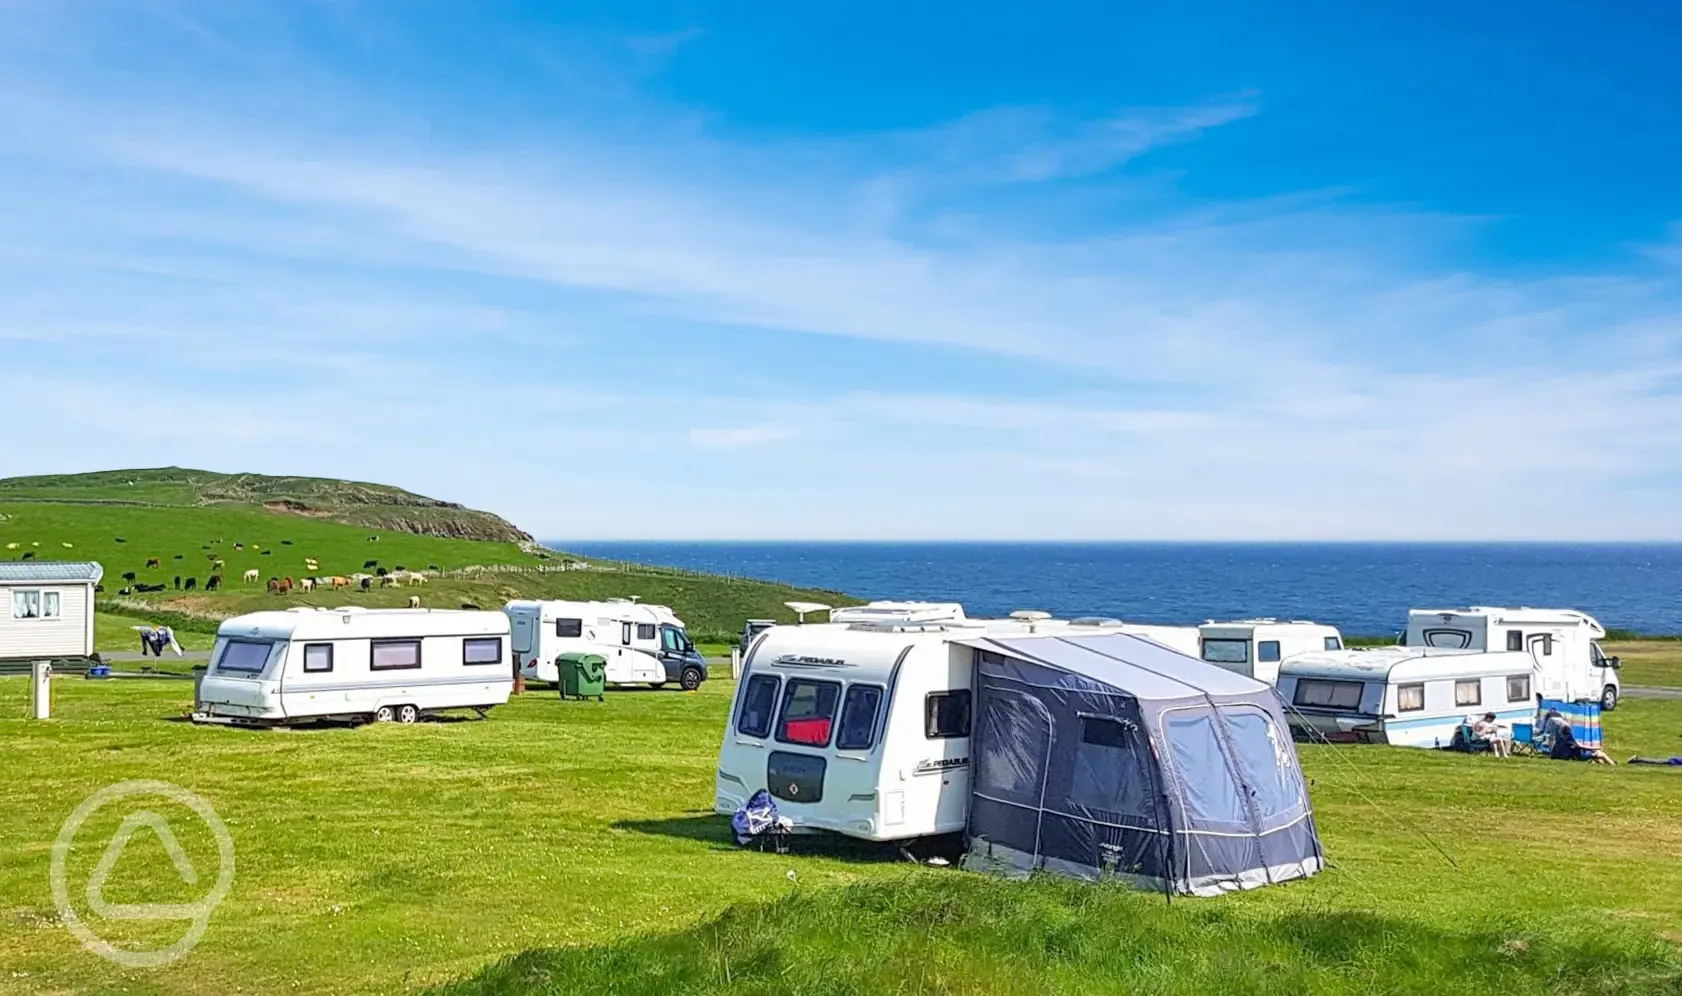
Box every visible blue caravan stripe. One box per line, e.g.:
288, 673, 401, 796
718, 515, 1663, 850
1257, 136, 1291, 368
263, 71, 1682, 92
1384, 707, 1531, 731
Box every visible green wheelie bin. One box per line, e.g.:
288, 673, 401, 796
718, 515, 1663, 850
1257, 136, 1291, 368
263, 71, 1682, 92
557, 652, 607, 701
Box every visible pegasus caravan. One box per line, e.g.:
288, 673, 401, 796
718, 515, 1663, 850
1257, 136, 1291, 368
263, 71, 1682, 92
1198, 619, 1344, 684
1404, 608, 1621, 710
1276, 647, 1540, 747
194, 607, 512, 726
506, 599, 708, 690
715, 604, 1324, 895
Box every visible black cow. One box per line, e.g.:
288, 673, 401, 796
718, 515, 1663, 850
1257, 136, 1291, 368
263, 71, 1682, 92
363, 559, 378, 569
359, 577, 373, 590
261, 550, 272, 556
146, 557, 160, 568
184, 577, 198, 591
281, 540, 293, 545
95, 584, 105, 593
375, 567, 388, 577
174, 554, 184, 560
21, 551, 35, 560
173, 575, 182, 589
115, 537, 127, 543
206, 575, 222, 591
122, 571, 137, 582
118, 587, 132, 595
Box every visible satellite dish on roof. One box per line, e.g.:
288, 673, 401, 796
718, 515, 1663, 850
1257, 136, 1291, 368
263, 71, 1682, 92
784, 601, 832, 624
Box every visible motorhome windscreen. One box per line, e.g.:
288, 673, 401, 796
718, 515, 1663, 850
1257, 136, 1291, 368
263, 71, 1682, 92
1202, 639, 1249, 664
777, 679, 841, 747
1292, 679, 1363, 709
660, 627, 693, 652
216, 639, 276, 675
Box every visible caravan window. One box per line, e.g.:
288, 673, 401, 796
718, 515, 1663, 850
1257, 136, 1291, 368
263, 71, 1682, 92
463, 637, 502, 666
1506, 674, 1531, 702
1423, 629, 1472, 649
1454, 679, 1482, 707
636, 623, 657, 641
1397, 683, 1424, 712
10, 589, 57, 619
1506, 631, 1524, 652
736, 674, 780, 738
776, 679, 841, 748
1202, 639, 1249, 664
303, 643, 334, 673
1535, 635, 1553, 657
1257, 641, 1282, 663
1293, 679, 1363, 710
925, 691, 972, 739
835, 685, 884, 751
555, 618, 583, 638
216, 639, 277, 675
621, 622, 633, 646
1324, 636, 1342, 651
371, 639, 422, 671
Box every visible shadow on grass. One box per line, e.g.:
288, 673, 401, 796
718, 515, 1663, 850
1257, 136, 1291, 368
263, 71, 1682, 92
434, 875, 1682, 996
614, 814, 925, 864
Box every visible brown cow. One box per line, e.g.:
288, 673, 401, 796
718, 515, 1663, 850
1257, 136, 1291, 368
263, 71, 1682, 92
279, 577, 294, 594
330, 576, 350, 589
146, 557, 160, 568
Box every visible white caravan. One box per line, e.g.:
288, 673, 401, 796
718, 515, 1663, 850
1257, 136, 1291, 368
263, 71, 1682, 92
1069, 617, 1200, 656
1276, 648, 1540, 748
1404, 607, 1621, 710
506, 599, 709, 690
713, 606, 1192, 843
1198, 619, 1345, 685
194, 607, 512, 726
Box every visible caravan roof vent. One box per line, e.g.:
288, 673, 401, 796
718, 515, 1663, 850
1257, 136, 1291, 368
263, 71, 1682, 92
1070, 617, 1123, 627
1009, 610, 1053, 621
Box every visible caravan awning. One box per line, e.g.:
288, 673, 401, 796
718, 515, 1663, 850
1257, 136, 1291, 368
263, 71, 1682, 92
955, 632, 1270, 701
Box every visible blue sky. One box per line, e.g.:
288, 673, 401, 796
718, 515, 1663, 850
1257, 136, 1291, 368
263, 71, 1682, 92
2, 1, 1680, 540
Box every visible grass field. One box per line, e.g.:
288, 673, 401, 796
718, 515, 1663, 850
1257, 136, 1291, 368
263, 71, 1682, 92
1, 677, 1679, 996
1607, 640, 1682, 689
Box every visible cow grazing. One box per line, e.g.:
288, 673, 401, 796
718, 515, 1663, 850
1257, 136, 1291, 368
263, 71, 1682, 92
173, 575, 182, 589
381, 574, 401, 588
184, 577, 198, 591
330, 576, 350, 589
62, 542, 74, 548
267, 578, 281, 595
206, 575, 222, 591
368, 535, 379, 542
280, 577, 294, 594
122, 571, 137, 582
243, 568, 261, 583
408, 595, 421, 608
363, 560, 378, 570
261, 550, 272, 556
174, 554, 184, 560
3, 543, 15, 550
282, 540, 293, 546
118, 587, 132, 595
360, 577, 373, 591
408, 573, 427, 586
234, 543, 244, 551
299, 577, 316, 592
95, 584, 105, 593
116, 537, 127, 543
146, 557, 160, 568
21, 552, 35, 560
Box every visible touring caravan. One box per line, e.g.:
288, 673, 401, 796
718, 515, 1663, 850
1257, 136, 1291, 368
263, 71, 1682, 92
194, 607, 513, 726
1403, 608, 1620, 710
506, 599, 708, 690
715, 607, 1222, 844
1276, 647, 1540, 748
1198, 619, 1344, 684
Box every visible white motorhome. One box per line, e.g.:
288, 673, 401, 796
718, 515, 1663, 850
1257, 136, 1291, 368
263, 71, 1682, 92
1277, 647, 1541, 748
1404, 607, 1621, 710
1199, 619, 1344, 684
506, 599, 708, 690
714, 606, 1194, 843
194, 607, 512, 726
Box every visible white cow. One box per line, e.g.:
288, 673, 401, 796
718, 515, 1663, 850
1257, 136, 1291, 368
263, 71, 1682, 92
242, 568, 261, 583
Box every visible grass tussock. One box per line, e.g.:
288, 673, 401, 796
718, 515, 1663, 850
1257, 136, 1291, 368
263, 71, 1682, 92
438, 875, 1682, 996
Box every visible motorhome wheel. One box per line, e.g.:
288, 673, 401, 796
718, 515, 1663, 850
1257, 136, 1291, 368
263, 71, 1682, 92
396, 704, 421, 724
374, 705, 395, 723
1601, 685, 1619, 712
680, 666, 704, 691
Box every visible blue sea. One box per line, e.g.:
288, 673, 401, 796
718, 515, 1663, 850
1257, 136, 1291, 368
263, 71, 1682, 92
554, 542, 1682, 637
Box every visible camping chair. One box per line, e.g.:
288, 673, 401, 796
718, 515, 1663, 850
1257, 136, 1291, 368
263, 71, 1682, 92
1510, 722, 1540, 757
1450, 723, 1490, 754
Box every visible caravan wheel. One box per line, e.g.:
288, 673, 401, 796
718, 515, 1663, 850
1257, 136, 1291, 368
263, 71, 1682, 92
1601, 685, 1619, 712
680, 666, 704, 691
396, 704, 421, 724
373, 705, 396, 723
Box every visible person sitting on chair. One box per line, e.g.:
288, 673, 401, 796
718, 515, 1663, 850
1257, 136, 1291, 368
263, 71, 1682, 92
1472, 712, 1512, 758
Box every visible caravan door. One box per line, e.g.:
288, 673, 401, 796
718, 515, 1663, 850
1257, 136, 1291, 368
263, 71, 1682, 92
1528, 632, 1569, 700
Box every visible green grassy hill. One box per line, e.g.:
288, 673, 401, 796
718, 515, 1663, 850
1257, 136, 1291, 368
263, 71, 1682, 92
0, 468, 853, 643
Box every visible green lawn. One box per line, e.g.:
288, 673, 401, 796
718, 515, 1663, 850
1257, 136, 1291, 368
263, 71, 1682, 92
94, 612, 215, 653
0, 678, 1679, 995
1606, 641, 1682, 689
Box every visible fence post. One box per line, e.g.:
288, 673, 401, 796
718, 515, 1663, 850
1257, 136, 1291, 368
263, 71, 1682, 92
30, 660, 52, 720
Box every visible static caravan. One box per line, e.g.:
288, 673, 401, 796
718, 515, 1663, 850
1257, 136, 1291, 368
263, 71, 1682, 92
1277, 648, 1540, 748
1198, 619, 1344, 685
194, 607, 513, 726
0, 561, 102, 666
506, 599, 708, 690
1404, 607, 1620, 710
